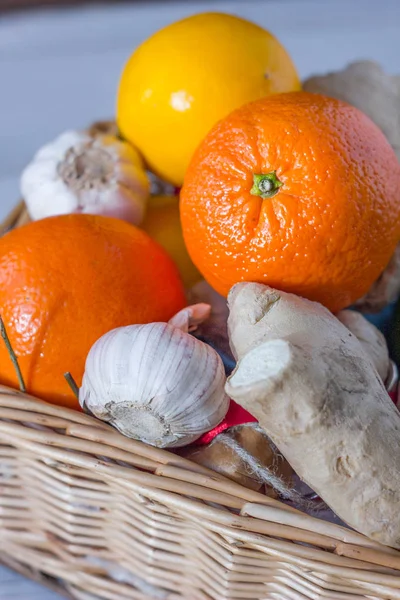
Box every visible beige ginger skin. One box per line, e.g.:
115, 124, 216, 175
337, 309, 390, 383
226, 282, 400, 548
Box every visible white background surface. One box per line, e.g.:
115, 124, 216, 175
1, 0, 400, 597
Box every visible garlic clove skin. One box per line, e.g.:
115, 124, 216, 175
168, 303, 211, 333
86, 120, 120, 138
79, 322, 230, 448
21, 130, 150, 225
35, 130, 85, 162
187, 280, 233, 363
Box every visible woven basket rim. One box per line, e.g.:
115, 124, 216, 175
2, 201, 400, 600
2, 377, 400, 575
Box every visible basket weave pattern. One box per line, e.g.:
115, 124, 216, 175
1, 204, 400, 600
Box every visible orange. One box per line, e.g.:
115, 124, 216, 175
180, 91, 400, 313
117, 12, 300, 187
0, 214, 186, 409
141, 195, 201, 288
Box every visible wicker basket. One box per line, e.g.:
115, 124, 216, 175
1, 203, 400, 600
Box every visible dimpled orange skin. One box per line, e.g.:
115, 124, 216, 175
0, 214, 186, 409
181, 92, 400, 313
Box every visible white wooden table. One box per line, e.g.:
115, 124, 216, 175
1, 0, 400, 596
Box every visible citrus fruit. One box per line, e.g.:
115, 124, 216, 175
141, 195, 201, 288
116, 12, 300, 187
180, 91, 400, 313
0, 214, 186, 409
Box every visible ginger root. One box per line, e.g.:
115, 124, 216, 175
226, 282, 400, 548
337, 309, 390, 383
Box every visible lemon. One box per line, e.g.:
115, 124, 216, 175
117, 12, 300, 186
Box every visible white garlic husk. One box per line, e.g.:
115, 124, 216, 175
79, 305, 230, 448
21, 130, 150, 225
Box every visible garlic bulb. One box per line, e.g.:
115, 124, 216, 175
79, 305, 230, 448
86, 120, 120, 138
21, 130, 150, 225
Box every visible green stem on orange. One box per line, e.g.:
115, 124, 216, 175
0, 316, 26, 392
64, 371, 80, 400
250, 171, 283, 199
